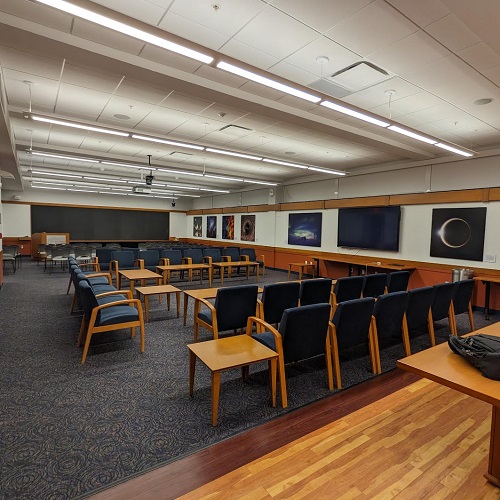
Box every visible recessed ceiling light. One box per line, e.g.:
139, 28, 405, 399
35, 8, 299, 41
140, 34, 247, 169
114, 114, 130, 120
473, 98, 493, 105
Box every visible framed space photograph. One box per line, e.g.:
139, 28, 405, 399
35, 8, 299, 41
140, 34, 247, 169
430, 207, 486, 261
222, 215, 234, 240
206, 216, 217, 238
241, 214, 255, 242
193, 216, 202, 237
288, 212, 322, 247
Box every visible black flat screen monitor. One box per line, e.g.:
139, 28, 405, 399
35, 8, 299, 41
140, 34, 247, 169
338, 206, 401, 251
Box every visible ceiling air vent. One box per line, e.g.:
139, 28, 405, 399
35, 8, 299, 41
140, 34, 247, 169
328, 62, 390, 91
169, 151, 193, 158
218, 124, 253, 136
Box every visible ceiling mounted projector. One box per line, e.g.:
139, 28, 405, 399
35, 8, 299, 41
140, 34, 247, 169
132, 185, 151, 194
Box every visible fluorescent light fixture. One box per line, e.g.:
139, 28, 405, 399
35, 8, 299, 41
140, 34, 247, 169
206, 148, 262, 161
30, 151, 99, 163
435, 143, 474, 157
31, 170, 82, 178
203, 174, 242, 182
320, 101, 390, 127
199, 188, 230, 193
32, 185, 67, 191
262, 159, 308, 169
84, 176, 128, 183
101, 161, 153, 171
106, 192, 128, 196
131, 135, 204, 151
156, 168, 204, 177
217, 61, 321, 103
307, 166, 346, 175
153, 195, 178, 199
110, 188, 131, 192
67, 188, 99, 193
388, 125, 437, 145
166, 184, 199, 190
243, 179, 278, 186
35, 0, 213, 64
28, 113, 129, 136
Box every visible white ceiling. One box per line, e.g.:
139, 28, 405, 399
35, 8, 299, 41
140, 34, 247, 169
0, 0, 499, 200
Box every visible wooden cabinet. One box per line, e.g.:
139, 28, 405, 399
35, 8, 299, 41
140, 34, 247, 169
3, 237, 32, 256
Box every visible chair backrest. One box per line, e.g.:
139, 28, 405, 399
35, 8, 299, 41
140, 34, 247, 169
73, 245, 93, 260
331, 297, 375, 350
278, 303, 332, 363
406, 286, 435, 332
183, 248, 203, 263
222, 247, 240, 261
431, 282, 458, 321
261, 282, 301, 324
2, 245, 17, 258
138, 250, 160, 268
78, 280, 99, 321
333, 276, 364, 303
386, 271, 410, 293
121, 247, 140, 259
453, 279, 475, 315
362, 273, 388, 298
372, 291, 409, 339
51, 246, 71, 259
215, 284, 259, 331
240, 248, 256, 260
300, 278, 333, 306
161, 249, 183, 265
95, 247, 114, 266
111, 250, 136, 268
202, 248, 222, 262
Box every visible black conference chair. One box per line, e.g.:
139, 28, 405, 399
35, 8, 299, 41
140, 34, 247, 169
330, 297, 376, 389
240, 248, 265, 276
248, 303, 334, 408
2, 245, 17, 273
95, 247, 114, 272
371, 291, 410, 373
137, 250, 160, 272
332, 276, 364, 307
406, 286, 436, 346
430, 282, 458, 337
299, 278, 333, 306
362, 273, 387, 298
194, 284, 259, 342
258, 282, 301, 328
110, 251, 138, 288
451, 279, 475, 335
386, 271, 410, 293
221, 247, 242, 277
77, 280, 145, 364
203, 248, 224, 280
160, 249, 185, 281
183, 248, 205, 281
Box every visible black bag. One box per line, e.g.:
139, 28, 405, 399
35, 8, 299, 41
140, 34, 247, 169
448, 334, 500, 380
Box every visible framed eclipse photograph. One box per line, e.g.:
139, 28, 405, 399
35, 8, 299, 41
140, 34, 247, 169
288, 212, 322, 247
430, 207, 486, 261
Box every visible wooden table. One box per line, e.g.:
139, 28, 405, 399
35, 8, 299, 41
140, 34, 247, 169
474, 276, 500, 319
188, 335, 278, 426
183, 287, 263, 326
288, 261, 316, 280
135, 284, 181, 322
397, 324, 500, 486
118, 269, 162, 292
156, 264, 212, 287
211, 261, 259, 285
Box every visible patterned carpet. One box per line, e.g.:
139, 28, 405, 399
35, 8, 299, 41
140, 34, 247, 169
0, 261, 490, 499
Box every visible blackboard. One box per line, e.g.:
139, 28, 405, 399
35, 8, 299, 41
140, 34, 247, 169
31, 205, 169, 241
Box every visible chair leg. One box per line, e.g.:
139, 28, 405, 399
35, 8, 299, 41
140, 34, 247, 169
193, 320, 200, 343
81, 329, 93, 364
130, 327, 136, 339
324, 337, 334, 391
331, 332, 341, 390
449, 303, 457, 336
66, 276, 72, 294
402, 314, 411, 357
277, 355, 287, 408
427, 310, 436, 346
468, 302, 475, 332
77, 317, 87, 347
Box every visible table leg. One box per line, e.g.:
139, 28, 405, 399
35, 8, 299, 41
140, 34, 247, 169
176, 291, 180, 318
299, 267, 303, 281
189, 351, 196, 396
484, 281, 491, 320
144, 295, 149, 322
270, 358, 277, 407
288, 264, 291, 278
130, 280, 135, 294
485, 405, 500, 486
246, 264, 250, 281
183, 294, 189, 326
166, 293, 171, 311
211, 371, 221, 426
256, 264, 259, 282
220, 268, 225, 285
209, 267, 213, 287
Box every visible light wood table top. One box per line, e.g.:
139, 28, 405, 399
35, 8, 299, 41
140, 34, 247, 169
118, 269, 162, 292
135, 284, 181, 322
211, 261, 259, 284
288, 262, 316, 280
188, 335, 278, 426
156, 263, 212, 287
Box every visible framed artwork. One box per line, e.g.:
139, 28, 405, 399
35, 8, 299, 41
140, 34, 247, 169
193, 216, 202, 237
430, 207, 486, 261
288, 212, 322, 247
241, 214, 255, 242
206, 216, 217, 238
222, 215, 234, 240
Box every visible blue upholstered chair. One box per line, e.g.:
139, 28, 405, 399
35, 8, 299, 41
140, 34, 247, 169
137, 250, 160, 272
332, 276, 364, 307
77, 280, 144, 364
202, 248, 224, 280
362, 273, 387, 298
371, 291, 410, 373
330, 297, 376, 388
193, 284, 259, 342
121, 247, 140, 259
248, 303, 334, 408
430, 281, 458, 336
160, 249, 184, 281
451, 279, 475, 335
110, 251, 139, 288
221, 247, 242, 278
258, 282, 300, 328
183, 248, 205, 281
240, 248, 265, 276
406, 286, 436, 346
299, 278, 333, 306
95, 247, 114, 272
386, 271, 410, 293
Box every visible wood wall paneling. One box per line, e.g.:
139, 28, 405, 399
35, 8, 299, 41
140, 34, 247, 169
247, 204, 279, 212
390, 188, 487, 206
324, 195, 390, 209
222, 206, 247, 214
279, 201, 325, 211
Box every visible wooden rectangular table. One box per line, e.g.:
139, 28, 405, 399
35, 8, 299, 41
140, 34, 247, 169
118, 269, 162, 292
397, 324, 500, 486
156, 264, 212, 287
288, 261, 316, 280
135, 284, 181, 322
211, 261, 259, 285
187, 335, 278, 426
474, 276, 500, 319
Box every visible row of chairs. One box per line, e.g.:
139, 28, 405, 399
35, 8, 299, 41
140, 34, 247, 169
2, 245, 21, 273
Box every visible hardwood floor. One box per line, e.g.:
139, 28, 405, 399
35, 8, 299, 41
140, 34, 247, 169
89, 368, 499, 499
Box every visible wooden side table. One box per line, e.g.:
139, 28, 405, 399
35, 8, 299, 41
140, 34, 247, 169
135, 285, 181, 322
288, 261, 316, 280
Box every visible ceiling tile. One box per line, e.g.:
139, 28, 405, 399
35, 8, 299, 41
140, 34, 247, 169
55, 83, 110, 119
159, 91, 213, 114
425, 14, 481, 52
385, 0, 450, 27
91, 0, 168, 26
218, 39, 281, 70
115, 80, 172, 104
62, 64, 123, 94
458, 42, 500, 72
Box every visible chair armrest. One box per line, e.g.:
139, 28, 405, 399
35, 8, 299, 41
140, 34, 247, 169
86, 272, 112, 284
245, 316, 281, 340
91, 297, 142, 313
221, 256, 231, 262
240, 255, 250, 262
159, 258, 170, 266
203, 256, 212, 265
182, 257, 193, 264
109, 260, 118, 272
195, 297, 216, 312
134, 259, 145, 269
258, 254, 265, 264
96, 289, 133, 300
78, 261, 99, 270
